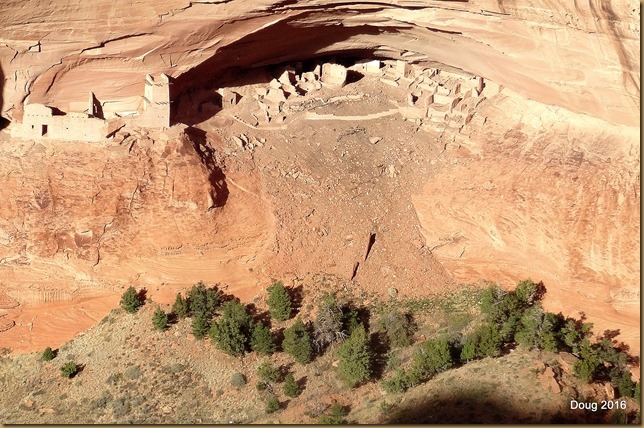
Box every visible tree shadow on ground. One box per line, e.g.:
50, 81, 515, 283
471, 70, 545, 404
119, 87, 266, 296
287, 285, 304, 317
245, 303, 272, 328
385, 389, 611, 424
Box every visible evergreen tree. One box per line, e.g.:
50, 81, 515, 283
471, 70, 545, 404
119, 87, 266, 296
342, 306, 362, 336
559, 318, 594, 354
187, 281, 221, 318
515, 304, 559, 352
266, 281, 292, 321
283, 318, 314, 364
283, 373, 300, 397
409, 337, 454, 382
152, 307, 169, 331
514, 279, 539, 306
250, 322, 276, 355
265, 396, 280, 414
612, 370, 635, 398
257, 361, 281, 384
319, 403, 346, 424
573, 339, 600, 382
460, 334, 479, 362
172, 293, 189, 319
192, 313, 210, 339
120, 286, 143, 313
381, 369, 412, 393
634, 382, 640, 403
337, 325, 373, 388
477, 323, 504, 358
41, 347, 56, 362
209, 300, 253, 356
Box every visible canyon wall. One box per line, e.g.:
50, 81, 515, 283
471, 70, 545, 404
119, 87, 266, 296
0, 0, 639, 125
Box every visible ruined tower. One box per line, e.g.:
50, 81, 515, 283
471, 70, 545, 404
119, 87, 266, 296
141, 73, 171, 128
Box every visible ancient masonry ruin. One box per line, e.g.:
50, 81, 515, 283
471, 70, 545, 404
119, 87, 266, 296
203, 58, 499, 133
10, 74, 172, 142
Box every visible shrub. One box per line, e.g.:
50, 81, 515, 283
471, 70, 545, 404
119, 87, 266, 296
250, 322, 276, 355
612, 370, 635, 398
514, 279, 539, 306
283, 318, 314, 364
124, 365, 142, 380
267, 281, 292, 321
61, 361, 79, 378
313, 293, 345, 351
378, 308, 414, 348
319, 403, 346, 424
172, 293, 189, 319
283, 373, 300, 397
120, 286, 142, 313
477, 323, 504, 358
460, 335, 478, 363
634, 382, 640, 403
257, 361, 281, 384
230, 372, 247, 389
409, 337, 453, 382
265, 395, 280, 414
515, 304, 559, 352
152, 307, 169, 331
381, 370, 411, 393
337, 325, 372, 388
42, 347, 55, 362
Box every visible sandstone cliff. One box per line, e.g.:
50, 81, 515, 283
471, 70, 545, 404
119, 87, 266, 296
0, 0, 639, 126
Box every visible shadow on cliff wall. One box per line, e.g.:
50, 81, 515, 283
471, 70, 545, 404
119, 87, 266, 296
184, 126, 229, 208
0, 62, 8, 130
173, 18, 403, 126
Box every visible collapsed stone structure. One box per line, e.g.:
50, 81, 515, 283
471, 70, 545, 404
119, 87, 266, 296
11, 74, 172, 142
11, 92, 110, 142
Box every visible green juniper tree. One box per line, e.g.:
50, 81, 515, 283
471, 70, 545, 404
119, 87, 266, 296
120, 286, 143, 313
210, 300, 253, 356
172, 293, 189, 319
266, 281, 292, 321
60, 361, 79, 378
283, 318, 314, 364
337, 325, 373, 388
250, 322, 276, 355
152, 307, 169, 331
283, 372, 300, 397
41, 347, 56, 362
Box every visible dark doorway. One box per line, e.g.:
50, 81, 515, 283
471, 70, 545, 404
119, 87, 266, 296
41, 124, 48, 136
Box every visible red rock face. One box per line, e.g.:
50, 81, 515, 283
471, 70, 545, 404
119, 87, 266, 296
0, 0, 639, 126
0, 0, 639, 354
412, 91, 640, 351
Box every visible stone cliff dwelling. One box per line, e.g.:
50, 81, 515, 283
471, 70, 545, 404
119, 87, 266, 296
10, 73, 172, 142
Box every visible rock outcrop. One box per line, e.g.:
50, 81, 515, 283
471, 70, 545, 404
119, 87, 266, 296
0, 0, 639, 126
